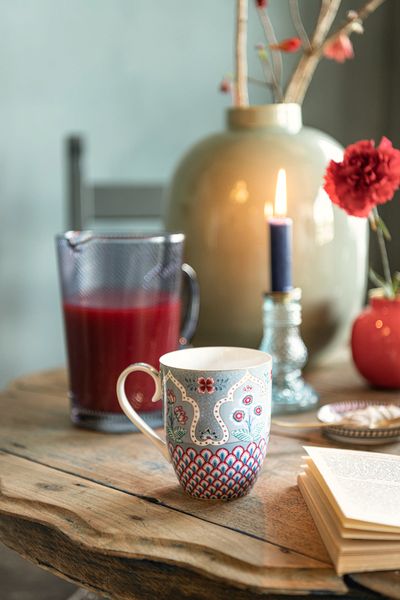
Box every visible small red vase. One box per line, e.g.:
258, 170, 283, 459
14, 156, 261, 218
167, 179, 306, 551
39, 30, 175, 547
351, 290, 400, 389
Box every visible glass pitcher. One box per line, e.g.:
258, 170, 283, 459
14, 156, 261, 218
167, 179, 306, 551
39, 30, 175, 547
56, 231, 199, 432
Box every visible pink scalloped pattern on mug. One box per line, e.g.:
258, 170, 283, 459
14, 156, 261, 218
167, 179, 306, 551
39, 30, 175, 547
168, 438, 268, 500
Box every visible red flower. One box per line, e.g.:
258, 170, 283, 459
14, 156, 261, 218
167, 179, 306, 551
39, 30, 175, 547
323, 34, 354, 63
270, 37, 302, 53
324, 137, 400, 218
233, 410, 245, 422
254, 405, 263, 416
255, 0, 268, 7
242, 395, 253, 405
197, 377, 215, 394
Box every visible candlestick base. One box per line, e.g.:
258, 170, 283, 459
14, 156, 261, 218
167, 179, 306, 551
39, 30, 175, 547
271, 379, 318, 415
259, 289, 319, 415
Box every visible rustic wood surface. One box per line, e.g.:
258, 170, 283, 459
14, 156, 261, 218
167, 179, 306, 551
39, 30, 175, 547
0, 361, 400, 599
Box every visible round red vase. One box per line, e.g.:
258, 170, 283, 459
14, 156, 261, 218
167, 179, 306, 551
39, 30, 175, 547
351, 291, 400, 389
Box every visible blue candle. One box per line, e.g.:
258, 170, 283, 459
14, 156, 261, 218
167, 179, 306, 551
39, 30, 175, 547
269, 217, 293, 292
267, 168, 293, 292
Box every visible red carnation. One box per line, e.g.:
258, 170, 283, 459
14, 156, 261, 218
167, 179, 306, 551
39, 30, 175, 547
255, 0, 268, 7
324, 137, 400, 218
270, 37, 302, 53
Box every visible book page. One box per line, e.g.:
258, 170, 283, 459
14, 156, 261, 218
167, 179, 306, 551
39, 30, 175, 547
304, 446, 400, 529
303, 465, 400, 540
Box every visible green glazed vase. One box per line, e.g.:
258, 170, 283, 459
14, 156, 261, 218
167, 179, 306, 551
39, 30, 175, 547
165, 104, 367, 363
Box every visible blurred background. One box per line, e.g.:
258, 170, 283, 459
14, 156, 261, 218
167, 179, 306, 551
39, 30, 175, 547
0, 0, 399, 388
1, 2, 399, 598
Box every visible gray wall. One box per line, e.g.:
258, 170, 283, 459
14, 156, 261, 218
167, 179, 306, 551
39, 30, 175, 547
0, 0, 395, 386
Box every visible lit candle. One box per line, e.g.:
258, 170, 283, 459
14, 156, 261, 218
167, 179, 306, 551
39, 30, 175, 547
266, 168, 293, 292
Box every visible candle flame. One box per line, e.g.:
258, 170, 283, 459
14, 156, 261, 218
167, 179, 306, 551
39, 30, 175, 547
274, 168, 287, 217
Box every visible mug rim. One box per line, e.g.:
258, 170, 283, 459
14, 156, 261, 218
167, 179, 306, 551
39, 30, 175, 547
160, 346, 272, 372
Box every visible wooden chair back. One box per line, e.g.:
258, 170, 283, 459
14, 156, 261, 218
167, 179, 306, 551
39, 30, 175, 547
65, 136, 164, 231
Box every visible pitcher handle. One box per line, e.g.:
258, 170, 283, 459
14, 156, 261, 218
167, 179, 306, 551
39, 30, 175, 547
116, 363, 170, 461
180, 263, 200, 347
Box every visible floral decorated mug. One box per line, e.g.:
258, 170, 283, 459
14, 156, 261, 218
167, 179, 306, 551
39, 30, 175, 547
117, 347, 272, 500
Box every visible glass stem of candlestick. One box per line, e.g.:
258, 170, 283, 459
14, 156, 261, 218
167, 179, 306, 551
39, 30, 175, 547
259, 288, 318, 414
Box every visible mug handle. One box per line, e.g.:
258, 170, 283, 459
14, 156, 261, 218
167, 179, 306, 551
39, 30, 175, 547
116, 363, 170, 462
179, 263, 200, 347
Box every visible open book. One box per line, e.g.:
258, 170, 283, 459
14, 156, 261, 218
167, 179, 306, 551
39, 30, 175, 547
298, 446, 400, 575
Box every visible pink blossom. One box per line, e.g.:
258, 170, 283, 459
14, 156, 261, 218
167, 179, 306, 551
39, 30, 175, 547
323, 34, 354, 63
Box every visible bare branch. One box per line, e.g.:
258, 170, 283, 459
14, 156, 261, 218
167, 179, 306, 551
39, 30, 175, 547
248, 75, 275, 101
285, 0, 341, 103
235, 0, 249, 107
256, 7, 283, 102
289, 0, 311, 51
312, 0, 342, 47
255, 50, 276, 101
321, 0, 386, 50
248, 76, 270, 88
284, 0, 385, 104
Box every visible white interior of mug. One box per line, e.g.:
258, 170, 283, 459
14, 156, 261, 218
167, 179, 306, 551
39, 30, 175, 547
160, 346, 271, 371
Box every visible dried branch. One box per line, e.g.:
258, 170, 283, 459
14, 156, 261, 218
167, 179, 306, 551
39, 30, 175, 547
235, 0, 249, 107
312, 0, 342, 47
285, 0, 341, 103
289, 0, 311, 51
248, 75, 276, 101
257, 52, 272, 83
255, 50, 276, 101
284, 0, 386, 104
256, 7, 283, 102
322, 0, 386, 46
248, 76, 270, 88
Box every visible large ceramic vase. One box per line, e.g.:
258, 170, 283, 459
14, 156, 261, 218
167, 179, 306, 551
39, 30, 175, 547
165, 104, 367, 363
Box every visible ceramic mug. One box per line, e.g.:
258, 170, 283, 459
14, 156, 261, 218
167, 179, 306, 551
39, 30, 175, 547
117, 347, 272, 500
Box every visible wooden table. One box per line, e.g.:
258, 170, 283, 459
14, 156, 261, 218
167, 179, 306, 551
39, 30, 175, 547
1, 363, 400, 600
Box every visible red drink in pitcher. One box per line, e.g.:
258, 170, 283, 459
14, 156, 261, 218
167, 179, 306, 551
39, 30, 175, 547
63, 291, 181, 414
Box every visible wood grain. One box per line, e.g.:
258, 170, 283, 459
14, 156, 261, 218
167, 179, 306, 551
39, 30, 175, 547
0, 452, 344, 595
0, 385, 332, 563
1, 362, 399, 598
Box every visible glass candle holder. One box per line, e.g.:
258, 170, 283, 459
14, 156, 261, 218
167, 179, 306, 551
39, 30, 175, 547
259, 288, 318, 414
